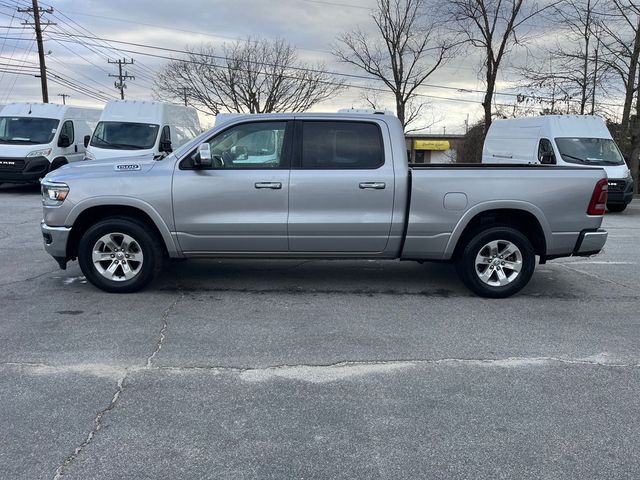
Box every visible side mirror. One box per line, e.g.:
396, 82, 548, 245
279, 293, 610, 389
194, 143, 212, 167
84, 135, 91, 148
540, 153, 555, 165
159, 140, 173, 153
58, 134, 71, 148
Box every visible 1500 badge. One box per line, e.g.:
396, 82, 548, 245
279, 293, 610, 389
114, 164, 141, 171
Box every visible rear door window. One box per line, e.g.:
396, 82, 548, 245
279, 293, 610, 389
300, 121, 383, 169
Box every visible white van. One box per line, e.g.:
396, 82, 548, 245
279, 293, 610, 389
84, 100, 201, 161
482, 115, 634, 212
0, 103, 101, 184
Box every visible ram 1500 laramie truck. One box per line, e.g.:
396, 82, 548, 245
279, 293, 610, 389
40, 112, 609, 298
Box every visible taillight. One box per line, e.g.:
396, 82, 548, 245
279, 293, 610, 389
587, 178, 608, 215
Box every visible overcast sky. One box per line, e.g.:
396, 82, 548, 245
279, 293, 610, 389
0, 0, 612, 132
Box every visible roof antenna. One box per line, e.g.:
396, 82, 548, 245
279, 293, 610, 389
28, 103, 32, 115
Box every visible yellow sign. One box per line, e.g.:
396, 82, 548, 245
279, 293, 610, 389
414, 140, 450, 151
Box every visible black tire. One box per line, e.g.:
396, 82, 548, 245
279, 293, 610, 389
455, 226, 535, 298
78, 217, 164, 293
607, 204, 627, 213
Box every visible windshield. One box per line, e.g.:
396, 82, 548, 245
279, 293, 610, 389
0, 117, 59, 145
555, 137, 625, 166
90, 121, 159, 150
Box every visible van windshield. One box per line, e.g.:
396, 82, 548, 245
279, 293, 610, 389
91, 121, 159, 150
555, 138, 625, 166
0, 117, 59, 145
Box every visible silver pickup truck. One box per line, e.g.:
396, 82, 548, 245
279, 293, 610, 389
40, 112, 609, 298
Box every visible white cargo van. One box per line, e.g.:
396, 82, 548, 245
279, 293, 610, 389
0, 103, 101, 184
482, 115, 634, 212
84, 100, 201, 161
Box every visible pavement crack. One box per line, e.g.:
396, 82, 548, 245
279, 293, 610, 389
0, 269, 59, 287
152, 354, 640, 375
145, 291, 184, 369
555, 263, 635, 292
52, 373, 128, 480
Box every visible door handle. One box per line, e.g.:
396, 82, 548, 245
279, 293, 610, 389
255, 182, 282, 189
359, 182, 386, 189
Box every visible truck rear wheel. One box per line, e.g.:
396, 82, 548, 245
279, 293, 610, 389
456, 226, 535, 298
78, 217, 164, 293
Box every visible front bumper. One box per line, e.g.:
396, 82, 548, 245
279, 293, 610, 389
607, 178, 634, 205
41, 221, 71, 269
0, 156, 50, 183
573, 229, 608, 256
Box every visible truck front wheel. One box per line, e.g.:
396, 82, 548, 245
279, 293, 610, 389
78, 217, 164, 293
456, 227, 535, 298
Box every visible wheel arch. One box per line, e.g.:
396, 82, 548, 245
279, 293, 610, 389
65, 198, 181, 260
50, 156, 68, 170
445, 202, 550, 260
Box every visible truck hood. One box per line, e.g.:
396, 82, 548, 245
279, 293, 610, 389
44, 155, 159, 183
0, 143, 52, 158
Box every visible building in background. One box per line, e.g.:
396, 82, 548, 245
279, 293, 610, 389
405, 133, 465, 164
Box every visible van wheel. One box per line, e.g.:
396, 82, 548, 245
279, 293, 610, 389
607, 204, 626, 213
456, 227, 535, 298
78, 217, 164, 293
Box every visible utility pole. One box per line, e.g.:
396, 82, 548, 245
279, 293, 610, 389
108, 58, 135, 99
58, 93, 69, 105
591, 32, 600, 116
18, 0, 55, 103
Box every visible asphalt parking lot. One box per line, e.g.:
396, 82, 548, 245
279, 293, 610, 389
0, 183, 639, 480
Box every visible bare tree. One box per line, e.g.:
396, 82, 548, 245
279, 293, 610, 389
154, 37, 343, 115
599, 1, 640, 131
598, 0, 640, 190
447, 0, 555, 132
520, 0, 608, 116
333, 0, 455, 131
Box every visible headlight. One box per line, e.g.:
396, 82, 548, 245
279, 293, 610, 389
83, 150, 95, 161
27, 148, 52, 158
41, 181, 69, 206
625, 169, 632, 179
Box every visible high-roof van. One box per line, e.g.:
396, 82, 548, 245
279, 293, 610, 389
84, 100, 201, 161
482, 115, 634, 212
0, 102, 101, 184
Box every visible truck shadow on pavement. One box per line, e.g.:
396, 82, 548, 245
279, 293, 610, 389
151, 258, 583, 300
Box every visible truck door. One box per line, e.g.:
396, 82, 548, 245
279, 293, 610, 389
288, 120, 394, 252
172, 120, 292, 253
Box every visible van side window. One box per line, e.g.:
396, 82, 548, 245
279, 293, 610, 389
161, 126, 171, 143
301, 121, 383, 169
160, 126, 172, 152
60, 120, 74, 144
538, 138, 555, 163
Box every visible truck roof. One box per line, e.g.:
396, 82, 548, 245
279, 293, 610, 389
490, 115, 611, 139
214, 111, 399, 126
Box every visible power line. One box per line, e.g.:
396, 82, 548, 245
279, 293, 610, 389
43, 32, 627, 109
